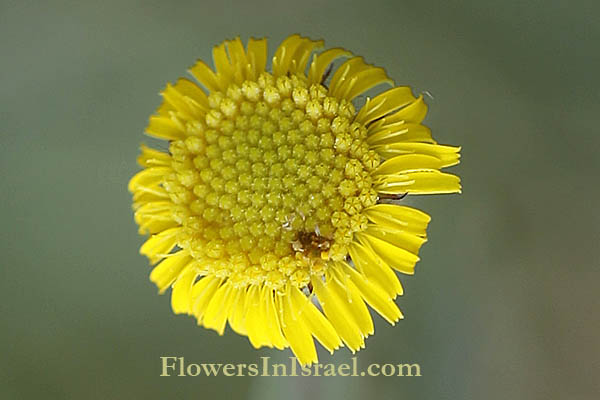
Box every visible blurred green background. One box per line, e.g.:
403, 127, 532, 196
2, 0, 599, 398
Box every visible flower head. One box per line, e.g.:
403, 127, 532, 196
129, 34, 461, 365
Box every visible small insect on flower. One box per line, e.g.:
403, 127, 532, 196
129, 34, 461, 365
291, 230, 332, 257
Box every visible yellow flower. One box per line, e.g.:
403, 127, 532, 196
129, 34, 461, 365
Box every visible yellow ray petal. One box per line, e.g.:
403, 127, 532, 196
171, 265, 198, 314
330, 265, 374, 337
340, 67, 393, 101
132, 184, 169, 205
227, 286, 247, 335
140, 227, 181, 264
349, 241, 403, 297
368, 95, 428, 131
203, 281, 234, 335
355, 87, 416, 126
329, 57, 363, 95
374, 154, 451, 175
136, 216, 177, 236
212, 42, 234, 85
312, 275, 364, 352
329, 57, 392, 100
134, 200, 174, 215
263, 286, 288, 350
364, 204, 431, 236
246, 37, 268, 79
128, 167, 171, 192
191, 275, 221, 321
171, 78, 210, 111
135, 201, 177, 234
157, 99, 175, 116
367, 122, 434, 145
289, 286, 341, 353
357, 232, 419, 275
225, 37, 249, 83
149, 251, 191, 293
161, 83, 205, 121
363, 225, 427, 256
307, 48, 351, 85
375, 170, 462, 195
245, 285, 272, 348
342, 263, 403, 324
188, 59, 221, 92
146, 115, 185, 140
289, 38, 324, 75
137, 144, 170, 167
281, 285, 318, 366
272, 34, 303, 77
375, 143, 461, 167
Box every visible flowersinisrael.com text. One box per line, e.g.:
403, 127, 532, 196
160, 356, 421, 377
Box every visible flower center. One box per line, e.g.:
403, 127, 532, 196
164, 72, 380, 291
